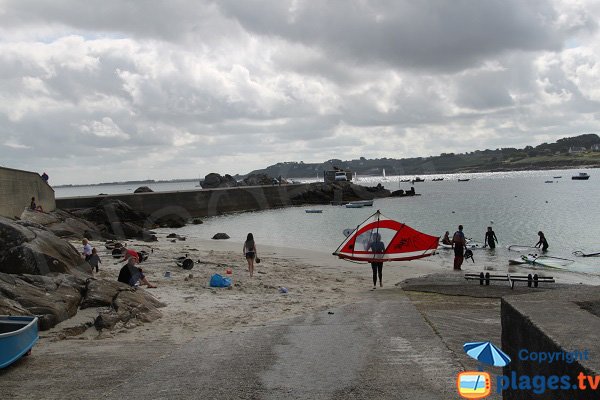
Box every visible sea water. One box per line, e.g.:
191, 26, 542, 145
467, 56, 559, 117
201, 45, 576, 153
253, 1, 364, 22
56, 168, 600, 274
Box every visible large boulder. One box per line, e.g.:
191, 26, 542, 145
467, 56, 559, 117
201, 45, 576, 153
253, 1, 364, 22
241, 173, 279, 186
20, 209, 104, 240
69, 199, 155, 241
212, 233, 230, 240
0, 216, 90, 276
0, 272, 86, 330
80, 279, 132, 309
134, 186, 153, 193
200, 173, 238, 189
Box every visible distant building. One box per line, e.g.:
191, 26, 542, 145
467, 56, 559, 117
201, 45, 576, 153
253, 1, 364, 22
568, 146, 587, 154
324, 168, 352, 183
591, 144, 600, 152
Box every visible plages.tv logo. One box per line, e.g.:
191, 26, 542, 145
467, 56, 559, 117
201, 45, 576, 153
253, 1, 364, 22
457, 341, 511, 399
457, 371, 491, 399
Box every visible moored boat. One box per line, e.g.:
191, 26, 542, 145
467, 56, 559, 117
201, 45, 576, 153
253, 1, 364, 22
345, 203, 364, 208
0, 316, 39, 368
305, 209, 323, 213
458, 178, 470, 182
349, 200, 373, 207
412, 177, 425, 183
572, 172, 590, 180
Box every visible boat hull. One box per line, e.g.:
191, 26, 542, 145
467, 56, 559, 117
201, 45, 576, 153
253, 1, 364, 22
0, 316, 39, 368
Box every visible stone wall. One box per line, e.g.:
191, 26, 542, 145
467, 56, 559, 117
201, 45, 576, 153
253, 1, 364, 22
0, 166, 55, 219
501, 287, 600, 399
56, 184, 315, 219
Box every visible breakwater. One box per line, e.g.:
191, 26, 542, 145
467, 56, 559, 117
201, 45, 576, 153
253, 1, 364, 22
56, 184, 318, 220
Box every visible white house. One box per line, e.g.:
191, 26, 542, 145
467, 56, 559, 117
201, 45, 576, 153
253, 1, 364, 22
591, 144, 600, 151
568, 146, 586, 154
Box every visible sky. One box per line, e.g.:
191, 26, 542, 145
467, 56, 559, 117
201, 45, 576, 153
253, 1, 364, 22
1, 0, 600, 185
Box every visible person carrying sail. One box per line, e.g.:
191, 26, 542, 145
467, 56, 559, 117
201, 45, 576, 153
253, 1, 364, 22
368, 232, 385, 289
483, 227, 498, 249
452, 225, 466, 270
535, 231, 549, 252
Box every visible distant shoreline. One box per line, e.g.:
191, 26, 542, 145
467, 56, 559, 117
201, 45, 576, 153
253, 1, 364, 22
53, 164, 598, 188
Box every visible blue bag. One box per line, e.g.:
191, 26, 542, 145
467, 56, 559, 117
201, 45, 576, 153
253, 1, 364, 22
209, 273, 231, 288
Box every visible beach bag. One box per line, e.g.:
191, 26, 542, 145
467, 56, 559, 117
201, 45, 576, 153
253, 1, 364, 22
255, 258, 261, 264
209, 273, 231, 288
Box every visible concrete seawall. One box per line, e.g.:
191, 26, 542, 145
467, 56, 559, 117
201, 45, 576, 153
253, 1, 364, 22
501, 287, 600, 399
0, 166, 55, 219
56, 184, 316, 219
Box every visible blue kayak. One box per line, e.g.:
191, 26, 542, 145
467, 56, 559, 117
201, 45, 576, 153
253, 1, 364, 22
0, 316, 39, 368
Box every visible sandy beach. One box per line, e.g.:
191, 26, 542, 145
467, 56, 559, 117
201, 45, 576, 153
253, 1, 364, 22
36, 231, 599, 346
47, 233, 449, 344
3, 231, 600, 399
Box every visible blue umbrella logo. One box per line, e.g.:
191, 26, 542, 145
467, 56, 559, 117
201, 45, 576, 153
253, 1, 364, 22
463, 341, 511, 367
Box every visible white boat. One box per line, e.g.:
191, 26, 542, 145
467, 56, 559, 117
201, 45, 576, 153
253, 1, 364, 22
508, 254, 573, 268
305, 209, 323, 213
544, 180, 553, 183
349, 200, 373, 207
572, 172, 590, 180
345, 203, 364, 208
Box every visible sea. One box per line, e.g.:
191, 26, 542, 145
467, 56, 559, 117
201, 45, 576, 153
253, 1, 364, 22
54, 168, 600, 274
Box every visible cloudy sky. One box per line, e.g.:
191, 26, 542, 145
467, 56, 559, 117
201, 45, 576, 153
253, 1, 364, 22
1, 0, 600, 184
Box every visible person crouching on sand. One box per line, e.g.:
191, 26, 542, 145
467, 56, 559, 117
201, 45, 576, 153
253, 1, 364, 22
117, 254, 156, 288
243, 233, 258, 277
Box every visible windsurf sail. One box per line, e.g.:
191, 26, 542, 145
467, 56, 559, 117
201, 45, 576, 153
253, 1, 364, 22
332, 210, 439, 262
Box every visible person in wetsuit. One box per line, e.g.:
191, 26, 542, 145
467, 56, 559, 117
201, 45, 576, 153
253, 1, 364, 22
452, 225, 466, 270
535, 231, 549, 252
368, 233, 385, 289
484, 227, 498, 249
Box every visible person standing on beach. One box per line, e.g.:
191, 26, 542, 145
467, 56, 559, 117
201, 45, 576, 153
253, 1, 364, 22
243, 233, 258, 277
82, 239, 93, 261
452, 225, 466, 270
368, 232, 385, 289
483, 227, 498, 249
535, 231, 549, 252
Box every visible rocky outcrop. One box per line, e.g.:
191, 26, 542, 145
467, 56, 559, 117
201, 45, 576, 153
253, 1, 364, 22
0, 272, 165, 331
0, 272, 86, 330
154, 214, 186, 228
240, 173, 283, 186
69, 199, 156, 241
20, 209, 104, 240
134, 186, 153, 193
290, 182, 391, 205
200, 173, 238, 189
212, 233, 230, 240
0, 216, 90, 276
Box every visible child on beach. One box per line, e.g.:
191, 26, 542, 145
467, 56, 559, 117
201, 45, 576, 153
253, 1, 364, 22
82, 239, 93, 261
88, 248, 101, 273
29, 197, 43, 212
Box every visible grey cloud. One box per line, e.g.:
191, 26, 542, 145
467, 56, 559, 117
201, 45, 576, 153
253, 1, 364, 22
217, 0, 584, 72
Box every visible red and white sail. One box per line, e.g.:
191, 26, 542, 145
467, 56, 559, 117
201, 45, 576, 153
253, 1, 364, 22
333, 211, 439, 262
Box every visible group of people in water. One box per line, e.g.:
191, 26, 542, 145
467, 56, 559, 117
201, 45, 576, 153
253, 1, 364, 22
441, 226, 549, 270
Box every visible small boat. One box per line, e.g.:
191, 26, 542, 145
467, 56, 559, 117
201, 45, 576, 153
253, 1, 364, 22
345, 203, 364, 208
399, 179, 411, 182
0, 316, 39, 369
305, 209, 323, 213
544, 180, 553, 183
412, 177, 425, 183
432, 178, 444, 181
572, 172, 590, 180
458, 178, 470, 182
350, 200, 373, 207
553, 176, 562, 179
